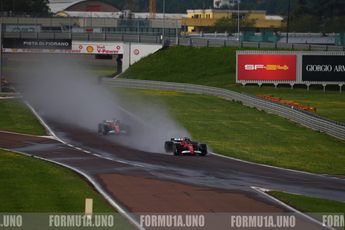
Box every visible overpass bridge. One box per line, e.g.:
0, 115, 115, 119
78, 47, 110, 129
1, 16, 344, 51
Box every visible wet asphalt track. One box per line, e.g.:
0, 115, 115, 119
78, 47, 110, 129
4, 54, 344, 204
14, 121, 345, 204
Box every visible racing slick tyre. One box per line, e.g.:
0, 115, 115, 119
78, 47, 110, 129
165, 141, 174, 152
198, 144, 208, 156
173, 144, 182, 156
191, 141, 198, 150
98, 124, 108, 136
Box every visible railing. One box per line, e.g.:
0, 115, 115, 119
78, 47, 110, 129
102, 78, 345, 141
3, 31, 344, 51
0, 16, 344, 49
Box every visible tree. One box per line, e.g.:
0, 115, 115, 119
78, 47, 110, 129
239, 0, 298, 14
0, 0, 50, 16
213, 16, 256, 34
290, 0, 345, 32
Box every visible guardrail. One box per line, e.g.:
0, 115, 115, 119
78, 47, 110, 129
3, 32, 345, 51
102, 78, 345, 141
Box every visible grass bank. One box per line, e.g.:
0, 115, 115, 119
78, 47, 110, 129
0, 99, 45, 135
0, 149, 114, 212
0, 101, 118, 215
268, 191, 345, 214
122, 46, 345, 123
117, 89, 345, 175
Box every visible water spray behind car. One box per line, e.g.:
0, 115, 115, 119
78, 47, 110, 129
12, 53, 189, 153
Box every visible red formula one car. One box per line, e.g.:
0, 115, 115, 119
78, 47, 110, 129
98, 119, 129, 136
164, 137, 208, 156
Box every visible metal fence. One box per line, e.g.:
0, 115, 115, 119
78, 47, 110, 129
3, 31, 345, 51
176, 37, 345, 51
1, 16, 345, 50
103, 78, 345, 141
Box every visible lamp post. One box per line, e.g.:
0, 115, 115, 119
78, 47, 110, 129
237, 0, 240, 42
12, 0, 15, 16
286, 0, 291, 43
163, 0, 166, 39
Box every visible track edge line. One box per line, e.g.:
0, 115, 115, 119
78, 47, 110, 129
0, 147, 144, 230
210, 152, 344, 181
251, 186, 335, 230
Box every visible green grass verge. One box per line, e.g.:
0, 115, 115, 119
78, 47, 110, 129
117, 89, 345, 175
0, 149, 114, 212
122, 46, 345, 123
0, 100, 46, 135
0, 93, 13, 96
229, 85, 345, 123
268, 191, 345, 214
123, 46, 236, 87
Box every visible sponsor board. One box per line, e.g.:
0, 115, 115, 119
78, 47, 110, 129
2, 48, 83, 54
3, 38, 72, 50
133, 49, 140, 55
74, 41, 123, 54
302, 55, 345, 82
2, 41, 124, 54
237, 54, 297, 81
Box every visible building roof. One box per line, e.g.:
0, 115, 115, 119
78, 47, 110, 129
55, 10, 122, 17
265, 15, 284, 21
49, 0, 86, 13
187, 9, 267, 14
134, 13, 186, 19
55, 11, 186, 19
49, 0, 119, 13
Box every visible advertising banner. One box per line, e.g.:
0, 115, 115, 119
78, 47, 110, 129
72, 41, 123, 54
237, 54, 297, 81
302, 55, 345, 82
3, 38, 71, 50
2, 41, 124, 55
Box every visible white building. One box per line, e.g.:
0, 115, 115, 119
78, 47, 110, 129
214, 0, 239, 8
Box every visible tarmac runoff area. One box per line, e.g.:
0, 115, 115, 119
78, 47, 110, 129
0, 130, 342, 229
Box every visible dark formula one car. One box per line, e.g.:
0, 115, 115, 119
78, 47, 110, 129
164, 137, 208, 156
98, 119, 129, 136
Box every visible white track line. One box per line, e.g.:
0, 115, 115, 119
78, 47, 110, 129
0, 96, 22, 99
251, 186, 335, 230
24, 101, 64, 143
21, 101, 144, 230
0, 130, 54, 139
0, 147, 143, 230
